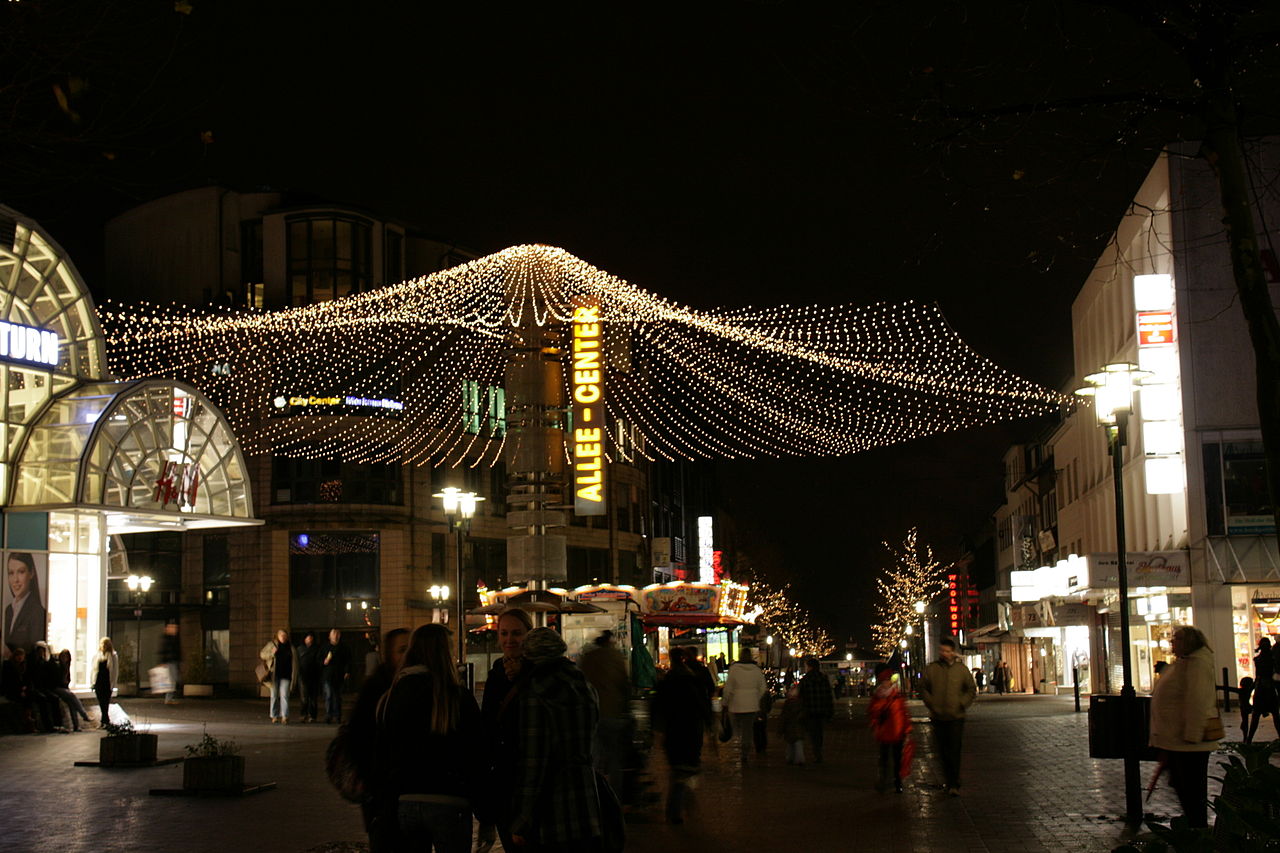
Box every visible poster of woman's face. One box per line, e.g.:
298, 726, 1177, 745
3, 551, 48, 655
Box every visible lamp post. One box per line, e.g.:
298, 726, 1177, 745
914, 600, 927, 691
428, 583, 451, 624
434, 487, 484, 671
125, 574, 153, 695
766, 634, 774, 669
1077, 362, 1148, 825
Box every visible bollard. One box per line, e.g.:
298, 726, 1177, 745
1222, 667, 1232, 713
1073, 665, 1081, 713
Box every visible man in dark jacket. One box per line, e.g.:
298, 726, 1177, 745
799, 656, 835, 763
322, 628, 350, 724
580, 629, 630, 798
511, 627, 604, 851
921, 636, 977, 795
297, 633, 322, 722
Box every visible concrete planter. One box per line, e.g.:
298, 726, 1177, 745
182, 684, 214, 697
183, 755, 245, 791
99, 733, 159, 766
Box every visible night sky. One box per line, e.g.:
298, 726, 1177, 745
5, 1, 1274, 647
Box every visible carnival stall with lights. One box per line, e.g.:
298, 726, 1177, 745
0, 206, 260, 690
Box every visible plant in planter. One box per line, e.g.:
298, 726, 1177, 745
182, 731, 244, 792
99, 719, 159, 766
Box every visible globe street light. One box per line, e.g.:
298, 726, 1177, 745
1076, 361, 1148, 825
125, 574, 153, 695
434, 487, 484, 673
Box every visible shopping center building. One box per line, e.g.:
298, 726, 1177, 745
0, 205, 260, 689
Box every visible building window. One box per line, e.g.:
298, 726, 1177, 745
287, 216, 373, 305
240, 220, 264, 308
1204, 440, 1273, 535
461, 380, 506, 437
288, 531, 380, 631
385, 229, 404, 284
273, 456, 402, 505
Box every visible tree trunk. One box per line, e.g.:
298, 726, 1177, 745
1200, 94, 1280, 538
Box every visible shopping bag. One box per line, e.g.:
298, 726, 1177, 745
899, 737, 915, 779
148, 665, 173, 694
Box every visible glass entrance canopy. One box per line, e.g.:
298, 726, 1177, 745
10, 379, 257, 533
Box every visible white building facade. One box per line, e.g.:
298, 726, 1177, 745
1038, 140, 1280, 695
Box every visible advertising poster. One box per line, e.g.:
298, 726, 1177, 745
3, 551, 49, 655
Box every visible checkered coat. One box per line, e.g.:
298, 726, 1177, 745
511, 657, 602, 845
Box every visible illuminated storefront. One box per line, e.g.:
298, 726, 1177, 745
0, 206, 259, 687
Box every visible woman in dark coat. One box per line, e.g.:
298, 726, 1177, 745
1246, 637, 1278, 743
652, 647, 712, 824
510, 627, 603, 852
375, 624, 486, 853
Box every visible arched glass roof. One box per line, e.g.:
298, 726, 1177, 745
0, 205, 106, 382
11, 379, 256, 528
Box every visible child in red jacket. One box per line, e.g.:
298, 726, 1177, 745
868, 663, 912, 792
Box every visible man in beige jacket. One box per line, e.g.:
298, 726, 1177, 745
920, 636, 976, 795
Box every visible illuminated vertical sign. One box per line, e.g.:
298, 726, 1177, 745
571, 300, 606, 516
1134, 274, 1185, 495
696, 515, 714, 583
947, 573, 960, 635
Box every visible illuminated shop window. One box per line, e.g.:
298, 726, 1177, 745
461, 380, 506, 437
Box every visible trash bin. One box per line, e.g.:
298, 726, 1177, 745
1088, 694, 1159, 761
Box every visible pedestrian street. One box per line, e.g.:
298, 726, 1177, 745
0, 692, 1233, 853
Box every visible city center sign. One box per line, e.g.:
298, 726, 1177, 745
571, 301, 606, 516
0, 320, 59, 368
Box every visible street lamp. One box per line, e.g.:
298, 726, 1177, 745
766, 634, 774, 668
1076, 361, 1148, 825
125, 574, 153, 695
428, 584, 451, 624
434, 487, 484, 672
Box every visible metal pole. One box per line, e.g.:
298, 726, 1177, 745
455, 524, 465, 669
1222, 667, 1232, 713
1073, 665, 1081, 713
1111, 412, 1142, 825
135, 601, 142, 696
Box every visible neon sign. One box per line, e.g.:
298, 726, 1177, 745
948, 572, 960, 634
272, 394, 404, 412
0, 321, 59, 368
571, 301, 606, 516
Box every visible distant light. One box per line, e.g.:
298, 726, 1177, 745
296, 533, 310, 548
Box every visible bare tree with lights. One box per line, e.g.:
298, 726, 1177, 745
871, 528, 947, 658
748, 579, 836, 659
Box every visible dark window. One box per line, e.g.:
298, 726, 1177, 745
273, 456, 402, 505
240, 220, 264, 308
288, 531, 380, 629
567, 546, 609, 587
202, 534, 231, 610
1205, 440, 1272, 535
385, 229, 404, 283
286, 216, 373, 306
110, 532, 182, 606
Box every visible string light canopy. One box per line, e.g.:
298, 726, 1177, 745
102, 244, 1066, 467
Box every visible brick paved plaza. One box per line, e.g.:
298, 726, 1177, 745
0, 693, 1231, 853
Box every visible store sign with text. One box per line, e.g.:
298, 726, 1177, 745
1089, 551, 1188, 588
570, 300, 606, 516
271, 394, 404, 415
1137, 310, 1175, 346
0, 320, 59, 368
153, 459, 200, 510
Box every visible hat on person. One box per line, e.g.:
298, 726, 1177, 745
524, 627, 567, 663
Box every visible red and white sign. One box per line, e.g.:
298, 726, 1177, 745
948, 573, 960, 634
154, 460, 200, 509
1137, 311, 1175, 346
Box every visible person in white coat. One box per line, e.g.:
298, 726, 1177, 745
721, 650, 767, 764
1149, 625, 1220, 828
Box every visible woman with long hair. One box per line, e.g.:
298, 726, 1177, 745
1149, 625, 1220, 828
93, 637, 119, 728
5, 551, 46, 654
54, 649, 92, 731
477, 607, 533, 852
376, 623, 487, 853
